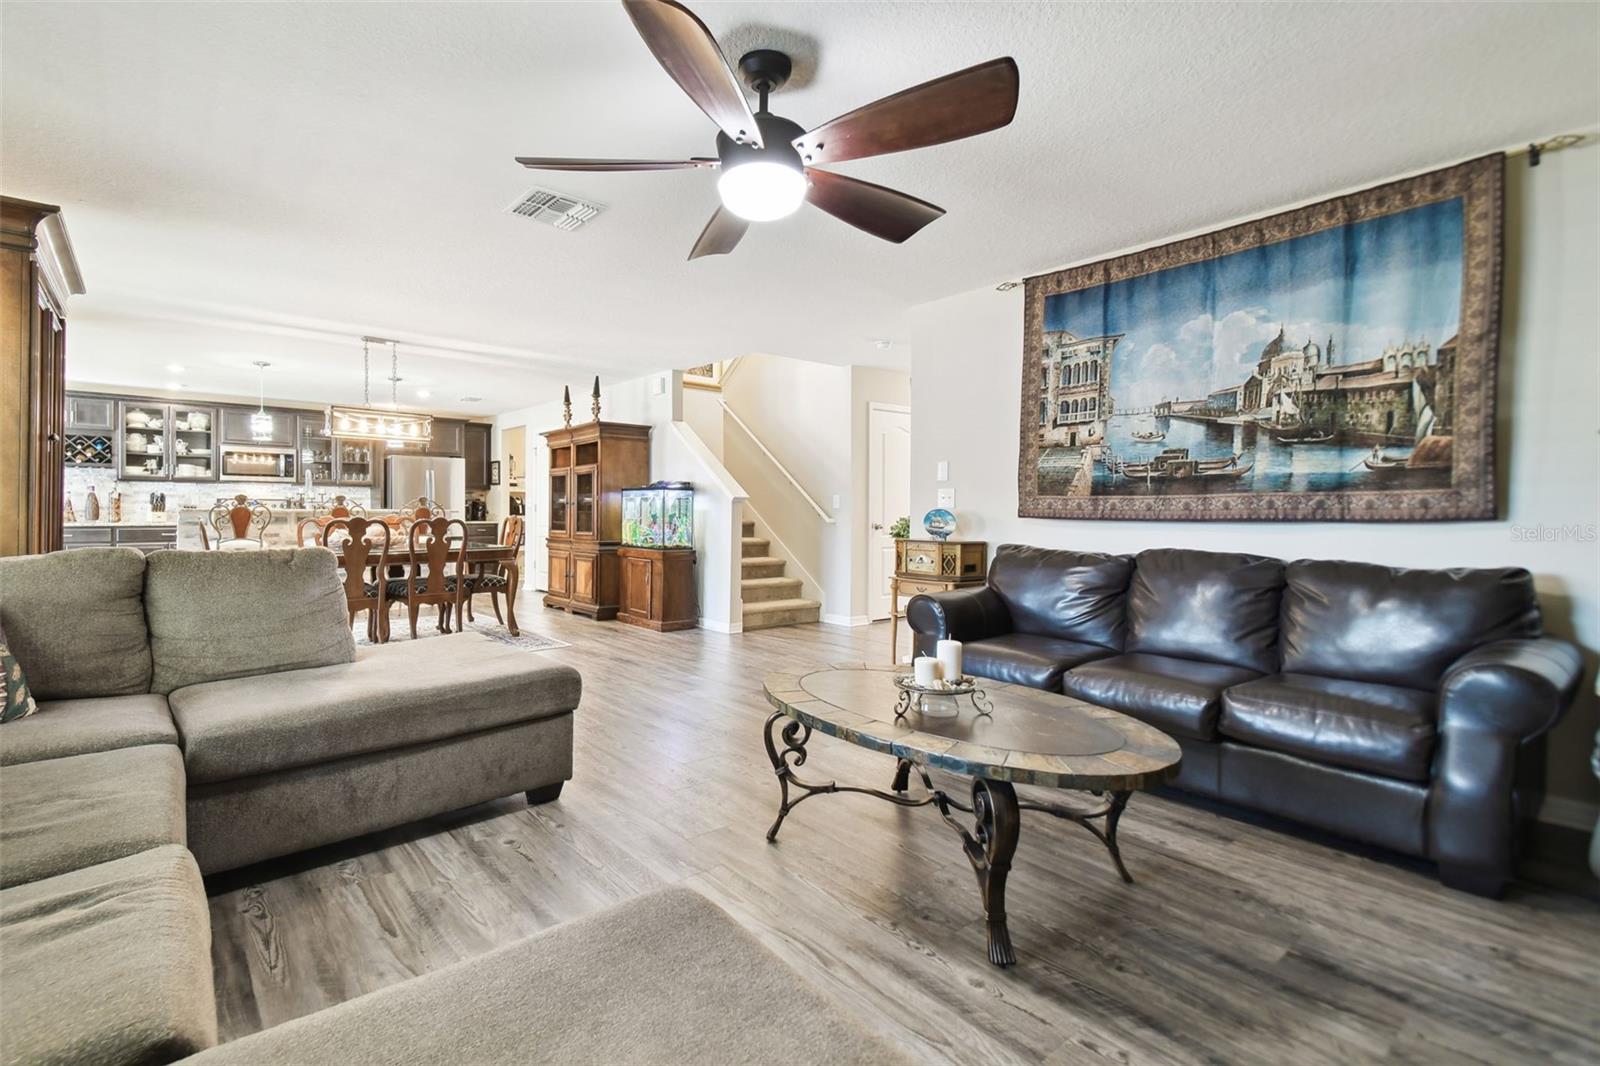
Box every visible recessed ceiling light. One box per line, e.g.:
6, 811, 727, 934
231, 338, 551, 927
416, 389, 431, 399
458, 396, 483, 403
871, 338, 893, 351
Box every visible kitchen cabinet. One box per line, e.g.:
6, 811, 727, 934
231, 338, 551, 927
335, 440, 378, 487
464, 423, 491, 490
119, 401, 218, 482
66, 394, 116, 434
221, 407, 296, 446
426, 419, 466, 457
541, 418, 650, 620
65, 392, 116, 469
296, 415, 336, 485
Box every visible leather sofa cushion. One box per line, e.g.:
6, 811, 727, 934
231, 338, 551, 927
987, 545, 1131, 648
0, 845, 217, 1066
146, 548, 356, 695
170, 631, 582, 784
1281, 560, 1541, 690
1126, 549, 1283, 673
1220, 672, 1436, 782
962, 634, 1115, 691
0, 548, 152, 701
0, 744, 185, 888
0, 694, 177, 766
1060, 652, 1260, 741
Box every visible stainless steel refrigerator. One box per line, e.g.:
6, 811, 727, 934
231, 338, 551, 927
384, 454, 466, 515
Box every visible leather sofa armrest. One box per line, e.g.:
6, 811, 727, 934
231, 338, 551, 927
1430, 637, 1584, 897
1438, 637, 1584, 740
905, 586, 1012, 646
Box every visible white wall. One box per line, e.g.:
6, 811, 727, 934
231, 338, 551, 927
493, 371, 746, 632
909, 145, 1600, 823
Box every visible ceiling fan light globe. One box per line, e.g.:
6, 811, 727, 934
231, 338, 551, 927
717, 161, 806, 222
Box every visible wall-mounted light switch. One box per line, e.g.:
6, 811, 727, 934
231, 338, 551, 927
831, 494, 841, 509
937, 488, 955, 509
936, 461, 949, 481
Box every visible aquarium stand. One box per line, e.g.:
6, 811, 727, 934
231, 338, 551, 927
617, 547, 698, 632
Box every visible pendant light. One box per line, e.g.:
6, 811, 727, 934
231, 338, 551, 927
327, 336, 432, 444
249, 361, 273, 440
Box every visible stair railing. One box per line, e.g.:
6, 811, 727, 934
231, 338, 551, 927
719, 399, 836, 525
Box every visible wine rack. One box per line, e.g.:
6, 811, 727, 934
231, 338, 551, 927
65, 433, 114, 467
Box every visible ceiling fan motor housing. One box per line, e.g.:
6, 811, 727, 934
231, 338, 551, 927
716, 112, 806, 174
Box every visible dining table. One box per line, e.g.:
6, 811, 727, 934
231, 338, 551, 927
327, 533, 524, 637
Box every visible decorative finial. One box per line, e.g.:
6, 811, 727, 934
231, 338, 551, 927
562, 385, 572, 428
591, 376, 602, 420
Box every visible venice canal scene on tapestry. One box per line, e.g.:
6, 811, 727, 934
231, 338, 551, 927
1029, 195, 1470, 514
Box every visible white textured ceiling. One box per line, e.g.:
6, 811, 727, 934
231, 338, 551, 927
3, 1, 1597, 413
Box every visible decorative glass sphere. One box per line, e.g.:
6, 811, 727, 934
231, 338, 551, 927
922, 508, 956, 541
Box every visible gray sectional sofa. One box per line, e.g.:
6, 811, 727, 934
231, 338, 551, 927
0, 547, 900, 1066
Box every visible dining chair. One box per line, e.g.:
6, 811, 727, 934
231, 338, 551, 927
387, 516, 468, 639
328, 495, 366, 519
207, 494, 271, 551
294, 517, 322, 547
322, 516, 391, 643
196, 520, 213, 550
464, 515, 524, 626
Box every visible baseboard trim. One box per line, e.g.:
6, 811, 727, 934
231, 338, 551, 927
1535, 795, 1598, 831
697, 617, 744, 634
820, 613, 872, 628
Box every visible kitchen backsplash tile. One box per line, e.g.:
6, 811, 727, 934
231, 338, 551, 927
63, 468, 373, 525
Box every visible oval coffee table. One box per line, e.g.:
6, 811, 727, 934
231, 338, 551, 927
762, 662, 1181, 967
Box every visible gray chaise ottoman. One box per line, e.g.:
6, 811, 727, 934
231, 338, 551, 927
183, 886, 907, 1065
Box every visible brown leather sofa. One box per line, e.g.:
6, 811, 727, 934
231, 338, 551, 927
906, 544, 1584, 897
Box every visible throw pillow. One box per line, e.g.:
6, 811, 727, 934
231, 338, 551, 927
1, 619, 39, 723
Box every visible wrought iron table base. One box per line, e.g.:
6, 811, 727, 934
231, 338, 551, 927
764, 710, 1136, 967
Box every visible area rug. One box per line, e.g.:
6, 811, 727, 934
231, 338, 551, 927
353, 614, 570, 652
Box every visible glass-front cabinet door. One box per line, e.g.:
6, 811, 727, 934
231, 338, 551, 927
298, 417, 335, 485
549, 471, 570, 536
169, 404, 218, 481
119, 401, 170, 480
337, 442, 375, 486
573, 467, 596, 538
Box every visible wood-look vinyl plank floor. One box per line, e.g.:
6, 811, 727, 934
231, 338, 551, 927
205, 603, 1600, 1063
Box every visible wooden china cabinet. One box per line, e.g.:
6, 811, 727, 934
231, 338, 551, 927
541, 419, 651, 620
2, 198, 84, 556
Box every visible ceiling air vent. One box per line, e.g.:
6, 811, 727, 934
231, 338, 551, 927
507, 186, 604, 231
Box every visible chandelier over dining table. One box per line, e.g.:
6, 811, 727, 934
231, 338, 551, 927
325, 336, 433, 444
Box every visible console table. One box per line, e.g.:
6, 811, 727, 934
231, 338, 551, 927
888, 538, 987, 663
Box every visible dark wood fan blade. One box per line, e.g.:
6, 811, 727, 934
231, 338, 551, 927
515, 157, 718, 172
792, 57, 1018, 166
804, 169, 945, 243
687, 205, 748, 259
621, 0, 762, 148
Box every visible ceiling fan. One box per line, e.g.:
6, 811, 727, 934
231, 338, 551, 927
515, 0, 1020, 259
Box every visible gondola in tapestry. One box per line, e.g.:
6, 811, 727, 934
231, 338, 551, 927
1018, 154, 1503, 521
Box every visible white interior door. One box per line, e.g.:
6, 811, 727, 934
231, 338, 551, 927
867, 405, 911, 620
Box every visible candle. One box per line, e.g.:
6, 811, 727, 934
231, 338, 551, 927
936, 639, 964, 684
913, 656, 943, 688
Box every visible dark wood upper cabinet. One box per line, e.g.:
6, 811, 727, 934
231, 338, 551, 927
464, 423, 491, 490
426, 419, 466, 457
220, 407, 296, 446
66, 395, 116, 434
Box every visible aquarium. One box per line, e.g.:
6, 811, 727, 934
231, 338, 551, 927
621, 482, 694, 548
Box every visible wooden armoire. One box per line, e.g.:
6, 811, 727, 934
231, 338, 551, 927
542, 419, 651, 620
2, 198, 84, 557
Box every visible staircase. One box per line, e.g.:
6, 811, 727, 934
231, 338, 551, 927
739, 519, 821, 630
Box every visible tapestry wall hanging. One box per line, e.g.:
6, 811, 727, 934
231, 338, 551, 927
1018, 154, 1503, 521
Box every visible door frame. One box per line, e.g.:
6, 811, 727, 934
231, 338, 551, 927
866, 402, 912, 622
